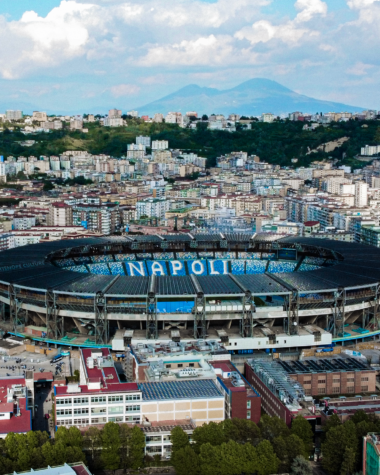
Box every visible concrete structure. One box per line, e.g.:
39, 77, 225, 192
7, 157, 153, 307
54, 348, 225, 430
364, 433, 380, 475
9, 463, 92, 475
245, 359, 317, 426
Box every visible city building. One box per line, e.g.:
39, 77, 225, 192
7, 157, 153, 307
152, 140, 169, 150
54, 348, 225, 433
0, 377, 32, 438
363, 433, 380, 475
5, 110, 23, 121
108, 109, 122, 119
9, 463, 92, 475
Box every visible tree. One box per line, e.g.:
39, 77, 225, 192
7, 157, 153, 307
202, 115, 208, 121
340, 447, 356, 475
222, 418, 260, 445
55, 426, 83, 448
83, 426, 101, 463
273, 434, 306, 473
171, 426, 189, 453
291, 415, 313, 455
129, 425, 145, 469
256, 439, 280, 475
119, 424, 132, 471
259, 415, 289, 441
171, 446, 200, 475
291, 455, 312, 475
323, 413, 342, 433
43, 181, 54, 191
100, 422, 121, 471
322, 421, 358, 474
192, 421, 226, 452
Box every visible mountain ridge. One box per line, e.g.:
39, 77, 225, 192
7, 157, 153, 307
138, 78, 363, 116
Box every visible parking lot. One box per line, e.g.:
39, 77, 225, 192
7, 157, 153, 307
0, 352, 71, 379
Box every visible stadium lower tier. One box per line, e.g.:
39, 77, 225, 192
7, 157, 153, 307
0, 234, 380, 351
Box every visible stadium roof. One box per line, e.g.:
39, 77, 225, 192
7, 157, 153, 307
0, 235, 380, 296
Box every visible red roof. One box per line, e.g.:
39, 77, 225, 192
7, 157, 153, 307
0, 378, 31, 435
304, 220, 320, 226
34, 371, 53, 382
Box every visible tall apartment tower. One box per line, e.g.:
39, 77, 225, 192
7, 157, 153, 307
355, 182, 368, 207
109, 109, 122, 119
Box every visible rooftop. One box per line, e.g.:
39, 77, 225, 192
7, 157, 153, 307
0, 377, 32, 435
138, 379, 223, 401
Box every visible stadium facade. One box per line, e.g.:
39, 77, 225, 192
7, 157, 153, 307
0, 234, 379, 350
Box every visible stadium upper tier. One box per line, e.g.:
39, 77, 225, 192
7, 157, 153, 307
0, 233, 380, 295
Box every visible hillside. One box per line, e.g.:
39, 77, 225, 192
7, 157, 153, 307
0, 119, 379, 169
139, 78, 363, 116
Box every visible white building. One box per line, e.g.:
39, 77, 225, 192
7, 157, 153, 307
136, 198, 170, 219
32, 111, 47, 122
153, 113, 164, 123
104, 117, 124, 127
109, 109, 122, 119
261, 113, 275, 123
361, 145, 380, 156
5, 110, 23, 121
355, 182, 368, 207
127, 110, 138, 118
136, 136, 151, 147
152, 140, 169, 150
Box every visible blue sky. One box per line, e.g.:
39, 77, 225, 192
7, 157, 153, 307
0, 0, 378, 113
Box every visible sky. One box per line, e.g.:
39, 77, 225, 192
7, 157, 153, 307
0, 0, 379, 113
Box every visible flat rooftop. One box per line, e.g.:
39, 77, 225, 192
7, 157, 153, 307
0, 377, 31, 435
210, 360, 259, 398
278, 356, 370, 374
138, 379, 223, 401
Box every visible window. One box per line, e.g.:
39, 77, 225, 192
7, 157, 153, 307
91, 396, 106, 404
332, 387, 340, 394
126, 405, 141, 412
305, 389, 311, 395
362, 377, 369, 382
247, 400, 251, 409
247, 411, 251, 419
318, 388, 325, 395
108, 416, 123, 422
147, 436, 162, 443
108, 395, 124, 404
74, 418, 89, 425
56, 398, 72, 405
189, 363, 194, 368
57, 408, 72, 417
347, 378, 355, 382
166, 364, 171, 368
178, 364, 183, 368
108, 406, 123, 414
333, 379, 340, 384
73, 397, 88, 405
91, 417, 107, 424
126, 394, 141, 401
126, 415, 140, 423
91, 407, 106, 415
74, 408, 89, 415
56, 419, 73, 426
318, 379, 326, 384
347, 386, 355, 393
362, 386, 369, 392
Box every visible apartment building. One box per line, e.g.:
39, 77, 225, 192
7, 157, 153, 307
152, 140, 169, 150
136, 198, 170, 220
5, 110, 23, 121
47, 202, 73, 227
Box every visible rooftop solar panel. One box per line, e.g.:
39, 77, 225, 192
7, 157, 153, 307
138, 379, 222, 401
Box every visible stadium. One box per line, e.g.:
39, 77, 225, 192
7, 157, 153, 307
0, 233, 380, 351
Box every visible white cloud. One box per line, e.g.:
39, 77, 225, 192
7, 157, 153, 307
110, 84, 140, 96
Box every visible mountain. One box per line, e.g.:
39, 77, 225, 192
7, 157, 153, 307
138, 78, 363, 116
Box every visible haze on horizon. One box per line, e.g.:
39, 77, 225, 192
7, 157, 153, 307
0, 0, 378, 113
